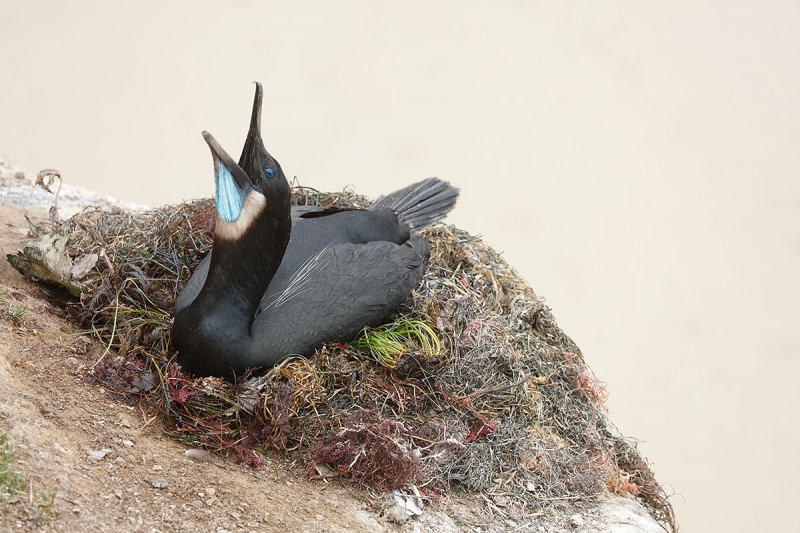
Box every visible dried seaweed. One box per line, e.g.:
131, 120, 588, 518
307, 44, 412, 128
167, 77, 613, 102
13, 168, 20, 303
29, 184, 675, 531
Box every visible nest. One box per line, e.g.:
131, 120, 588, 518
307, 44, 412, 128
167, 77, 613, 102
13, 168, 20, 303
18, 185, 675, 530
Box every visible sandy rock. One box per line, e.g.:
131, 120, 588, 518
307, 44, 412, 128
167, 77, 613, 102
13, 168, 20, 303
0, 166, 671, 533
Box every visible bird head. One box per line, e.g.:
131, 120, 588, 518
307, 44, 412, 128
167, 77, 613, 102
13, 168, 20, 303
202, 81, 290, 240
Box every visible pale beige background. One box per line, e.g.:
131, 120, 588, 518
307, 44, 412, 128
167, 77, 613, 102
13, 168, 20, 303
2, 1, 799, 531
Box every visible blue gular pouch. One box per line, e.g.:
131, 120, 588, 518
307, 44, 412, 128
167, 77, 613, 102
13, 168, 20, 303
214, 156, 247, 223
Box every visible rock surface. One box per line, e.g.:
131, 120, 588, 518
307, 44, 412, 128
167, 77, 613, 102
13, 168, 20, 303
0, 156, 670, 532
0, 155, 147, 218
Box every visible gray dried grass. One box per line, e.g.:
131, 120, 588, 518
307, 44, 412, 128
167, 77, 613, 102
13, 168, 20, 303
31, 185, 674, 531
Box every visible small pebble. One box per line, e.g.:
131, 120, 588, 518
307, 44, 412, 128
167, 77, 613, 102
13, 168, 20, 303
185, 448, 212, 462
383, 503, 409, 524
53, 443, 69, 454
86, 450, 107, 461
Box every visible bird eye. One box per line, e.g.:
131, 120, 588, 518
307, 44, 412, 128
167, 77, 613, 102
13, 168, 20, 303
265, 168, 276, 179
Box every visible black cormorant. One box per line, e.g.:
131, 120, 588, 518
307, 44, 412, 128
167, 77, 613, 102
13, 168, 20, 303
172, 83, 458, 377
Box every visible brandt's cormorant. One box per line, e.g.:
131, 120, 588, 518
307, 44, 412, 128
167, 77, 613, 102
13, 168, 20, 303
172, 83, 459, 377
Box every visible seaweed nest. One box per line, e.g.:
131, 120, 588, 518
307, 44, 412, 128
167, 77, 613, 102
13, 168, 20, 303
17, 185, 675, 530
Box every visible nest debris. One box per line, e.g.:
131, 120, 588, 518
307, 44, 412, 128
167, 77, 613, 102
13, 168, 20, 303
14, 185, 675, 531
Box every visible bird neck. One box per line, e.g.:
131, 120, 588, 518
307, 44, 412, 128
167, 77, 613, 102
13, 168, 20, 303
175, 192, 291, 375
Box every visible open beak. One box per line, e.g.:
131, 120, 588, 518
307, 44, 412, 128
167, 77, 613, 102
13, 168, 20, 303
202, 130, 252, 191
203, 82, 267, 224
203, 130, 252, 223
237, 81, 264, 171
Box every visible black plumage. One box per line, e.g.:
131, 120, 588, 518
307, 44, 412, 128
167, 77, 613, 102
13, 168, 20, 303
172, 83, 458, 377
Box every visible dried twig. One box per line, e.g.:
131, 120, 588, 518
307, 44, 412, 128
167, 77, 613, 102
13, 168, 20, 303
35, 168, 63, 222
469, 373, 534, 399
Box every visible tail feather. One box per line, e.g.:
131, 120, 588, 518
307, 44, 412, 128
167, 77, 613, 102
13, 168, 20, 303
369, 177, 459, 230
